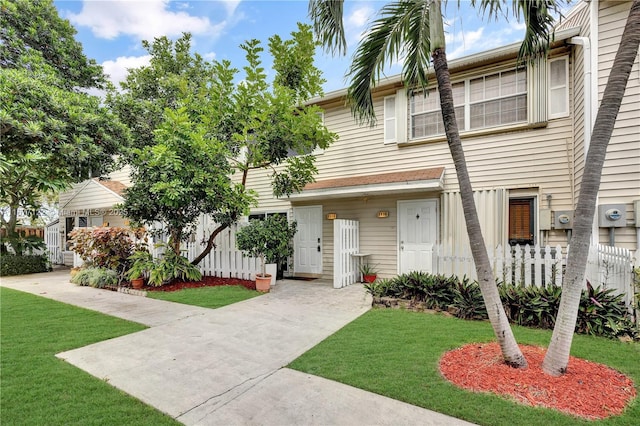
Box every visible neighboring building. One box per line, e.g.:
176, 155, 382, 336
52, 1, 639, 285
55, 167, 131, 265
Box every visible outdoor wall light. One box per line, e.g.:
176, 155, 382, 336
377, 210, 390, 218
326, 213, 337, 220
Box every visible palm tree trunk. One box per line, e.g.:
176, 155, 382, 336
542, 0, 640, 376
430, 0, 526, 368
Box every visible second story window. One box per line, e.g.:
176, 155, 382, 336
410, 82, 464, 139
409, 66, 527, 139
470, 68, 527, 129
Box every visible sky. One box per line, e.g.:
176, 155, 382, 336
53, 0, 574, 94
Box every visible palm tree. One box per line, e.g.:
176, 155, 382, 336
310, 0, 568, 368
542, 0, 640, 376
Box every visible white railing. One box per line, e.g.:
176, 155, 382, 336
333, 219, 360, 288
434, 243, 635, 306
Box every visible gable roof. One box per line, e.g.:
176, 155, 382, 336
290, 167, 445, 201
94, 178, 127, 196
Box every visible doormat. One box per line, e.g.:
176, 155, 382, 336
287, 277, 318, 281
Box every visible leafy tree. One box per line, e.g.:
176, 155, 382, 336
112, 24, 336, 264
0, 0, 104, 89
311, 0, 640, 375
0, 0, 128, 252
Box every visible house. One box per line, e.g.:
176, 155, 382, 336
54, 166, 131, 266
51, 1, 638, 288
242, 0, 639, 283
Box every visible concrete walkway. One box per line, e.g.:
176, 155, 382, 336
1, 270, 475, 426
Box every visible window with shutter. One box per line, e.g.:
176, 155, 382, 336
509, 198, 535, 246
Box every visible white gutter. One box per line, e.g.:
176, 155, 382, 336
288, 179, 444, 201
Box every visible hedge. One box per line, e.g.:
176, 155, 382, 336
0, 254, 50, 276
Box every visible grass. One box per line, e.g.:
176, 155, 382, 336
0, 287, 179, 426
289, 308, 640, 426
146, 285, 261, 308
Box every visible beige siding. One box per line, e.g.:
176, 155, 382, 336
596, 1, 640, 251
295, 193, 440, 280
60, 180, 123, 213
107, 165, 132, 186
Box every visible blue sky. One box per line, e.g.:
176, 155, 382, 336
54, 0, 574, 94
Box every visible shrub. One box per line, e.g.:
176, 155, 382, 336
69, 227, 147, 282
70, 267, 118, 288
452, 277, 487, 320
366, 271, 637, 340
0, 254, 50, 276
147, 249, 201, 287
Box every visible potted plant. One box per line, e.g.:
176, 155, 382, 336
359, 263, 378, 283
262, 215, 297, 280
236, 216, 297, 292
125, 249, 154, 289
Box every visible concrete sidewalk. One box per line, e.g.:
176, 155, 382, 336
2, 270, 475, 426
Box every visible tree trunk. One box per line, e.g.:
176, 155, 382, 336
430, 0, 526, 368
542, 0, 640, 376
191, 223, 228, 265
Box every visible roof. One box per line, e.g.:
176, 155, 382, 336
311, 26, 582, 106
290, 167, 445, 201
93, 178, 127, 196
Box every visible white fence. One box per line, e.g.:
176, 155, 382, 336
333, 219, 360, 288
149, 223, 260, 281
435, 243, 635, 306
44, 221, 63, 264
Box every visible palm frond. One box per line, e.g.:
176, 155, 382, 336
473, 0, 567, 63
347, 0, 431, 125
309, 0, 347, 55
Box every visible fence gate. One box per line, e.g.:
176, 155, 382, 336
333, 219, 359, 288
44, 221, 63, 264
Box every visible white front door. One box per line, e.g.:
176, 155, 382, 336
398, 200, 438, 274
293, 206, 323, 274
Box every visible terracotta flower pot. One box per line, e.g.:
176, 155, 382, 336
363, 274, 377, 283
255, 274, 271, 292
131, 278, 145, 289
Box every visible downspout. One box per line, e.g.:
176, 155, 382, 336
568, 0, 599, 246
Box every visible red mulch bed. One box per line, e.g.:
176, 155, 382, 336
439, 342, 636, 420
143, 276, 256, 292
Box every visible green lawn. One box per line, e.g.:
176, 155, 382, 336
146, 285, 261, 308
289, 308, 640, 426
0, 287, 179, 426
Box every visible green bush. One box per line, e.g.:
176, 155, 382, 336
366, 272, 637, 340
0, 254, 50, 276
147, 249, 201, 287
70, 268, 118, 288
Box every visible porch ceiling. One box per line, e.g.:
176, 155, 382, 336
289, 167, 445, 201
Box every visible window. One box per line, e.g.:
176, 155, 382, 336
411, 83, 464, 139
78, 216, 88, 227
384, 96, 396, 143
508, 198, 535, 246
549, 57, 569, 118
470, 68, 527, 129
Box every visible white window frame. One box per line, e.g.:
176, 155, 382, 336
408, 65, 531, 140
548, 56, 570, 119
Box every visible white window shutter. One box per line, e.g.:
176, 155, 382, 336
528, 56, 548, 124
396, 88, 407, 143
383, 96, 396, 143
549, 57, 569, 118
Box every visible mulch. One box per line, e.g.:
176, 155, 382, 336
142, 276, 256, 292
439, 342, 636, 420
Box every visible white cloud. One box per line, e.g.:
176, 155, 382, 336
102, 55, 152, 88
222, 0, 241, 16
68, 0, 216, 40
345, 5, 375, 46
